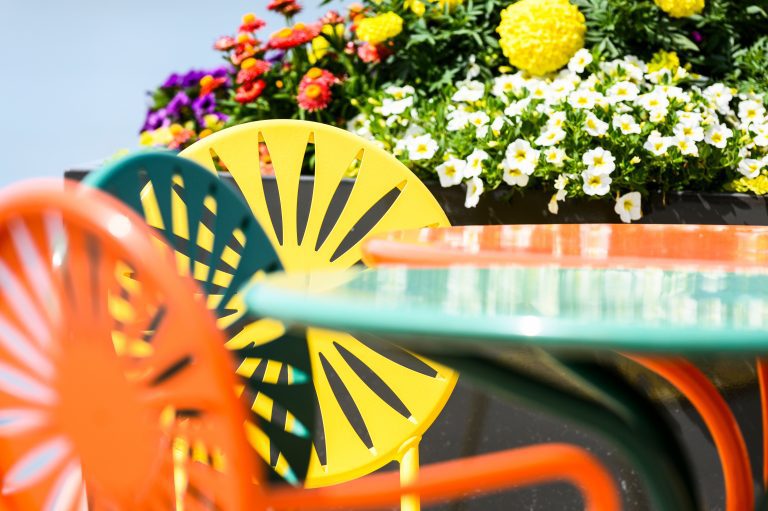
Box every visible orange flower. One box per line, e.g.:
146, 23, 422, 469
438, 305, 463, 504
199, 74, 228, 97
267, 22, 321, 50
235, 79, 266, 103
239, 13, 266, 32
299, 67, 337, 89
236, 59, 271, 84
297, 83, 332, 112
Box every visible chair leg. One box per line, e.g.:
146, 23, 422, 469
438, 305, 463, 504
400, 438, 421, 511
624, 355, 754, 511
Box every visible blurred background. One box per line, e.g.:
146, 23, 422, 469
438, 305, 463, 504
0, 0, 341, 189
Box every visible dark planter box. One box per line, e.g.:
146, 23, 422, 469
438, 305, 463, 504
67, 168, 762, 509
67, 169, 768, 226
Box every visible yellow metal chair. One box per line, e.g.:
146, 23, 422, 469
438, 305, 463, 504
178, 120, 457, 510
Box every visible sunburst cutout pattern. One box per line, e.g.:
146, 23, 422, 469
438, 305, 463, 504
0, 183, 257, 510
180, 120, 458, 488
86, 153, 315, 484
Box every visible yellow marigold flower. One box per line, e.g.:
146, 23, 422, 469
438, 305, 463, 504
653, 0, 704, 18
356, 12, 403, 45
309, 24, 344, 64
411, 0, 426, 16
647, 50, 680, 73
433, 0, 463, 9
496, 0, 586, 76
728, 174, 768, 195
139, 131, 155, 146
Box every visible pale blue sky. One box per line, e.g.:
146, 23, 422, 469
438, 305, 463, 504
0, 0, 340, 188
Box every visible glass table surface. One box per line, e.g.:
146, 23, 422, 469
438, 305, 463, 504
245, 265, 768, 354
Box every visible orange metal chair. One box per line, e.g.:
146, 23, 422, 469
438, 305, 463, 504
0, 180, 259, 510
0, 180, 621, 510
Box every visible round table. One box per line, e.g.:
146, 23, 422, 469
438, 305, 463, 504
245, 264, 768, 510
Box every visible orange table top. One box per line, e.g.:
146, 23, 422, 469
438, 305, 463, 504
362, 224, 768, 271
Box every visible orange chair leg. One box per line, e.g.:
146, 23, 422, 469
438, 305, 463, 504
757, 358, 768, 490
266, 443, 620, 511
625, 355, 753, 511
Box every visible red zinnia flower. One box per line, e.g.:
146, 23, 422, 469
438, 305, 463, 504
235, 79, 266, 104
297, 83, 332, 112
267, 0, 302, 16
299, 68, 337, 90
239, 13, 266, 33
267, 22, 320, 50
231, 46, 257, 66
199, 74, 228, 97
321, 10, 345, 25
236, 59, 271, 84
214, 36, 236, 51
357, 42, 390, 63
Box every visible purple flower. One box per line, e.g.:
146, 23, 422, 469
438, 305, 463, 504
192, 93, 217, 124
166, 91, 192, 116
162, 73, 181, 88
181, 70, 207, 88
141, 108, 171, 132
691, 31, 703, 43
211, 66, 232, 78
264, 50, 286, 64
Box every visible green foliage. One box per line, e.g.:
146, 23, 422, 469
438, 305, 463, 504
574, 0, 768, 81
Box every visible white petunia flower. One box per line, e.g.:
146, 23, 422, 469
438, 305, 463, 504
581, 172, 612, 196
612, 114, 641, 135
738, 158, 764, 179
584, 112, 609, 137
464, 149, 489, 178
446, 109, 471, 131
614, 192, 642, 223
504, 98, 532, 118
381, 97, 414, 117
467, 110, 490, 127
582, 147, 616, 175
673, 122, 704, 142
568, 48, 593, 73
491, 116, 507, 135
738, 100, 766, 127
606, 81, 639, 103
435, 158, 466, 188
704, 124, 733, 149
406, 134, 439, 161
637, 91, 670, 112
752, 124, 768, 147
452, 81, 485, 103
677, 111, 703, 127
504, 139, 540, 175
534, 127, 566, 147
554, 174, 568, 191
525, 79, 550, 101
643, 130, 670, 156
384, 85, 415, 99
464, 177, 484, 208
548, 194, 559, 214
674, 137, 699, 156
568, 89, 598, 109
549, 79, 576, 101
702, 83, 733, 114
546, 111, 567, 130
491, 73, 526, 99
501, 164, 530, 187
648, 108, 668, 123
544, 147, 567, 168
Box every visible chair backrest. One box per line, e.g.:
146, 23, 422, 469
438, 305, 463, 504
178, 120, 457, 491
85, 153, 316, 484
0, 180, 258, 510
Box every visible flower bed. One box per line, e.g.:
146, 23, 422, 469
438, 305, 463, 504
137, 0, 768, 222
